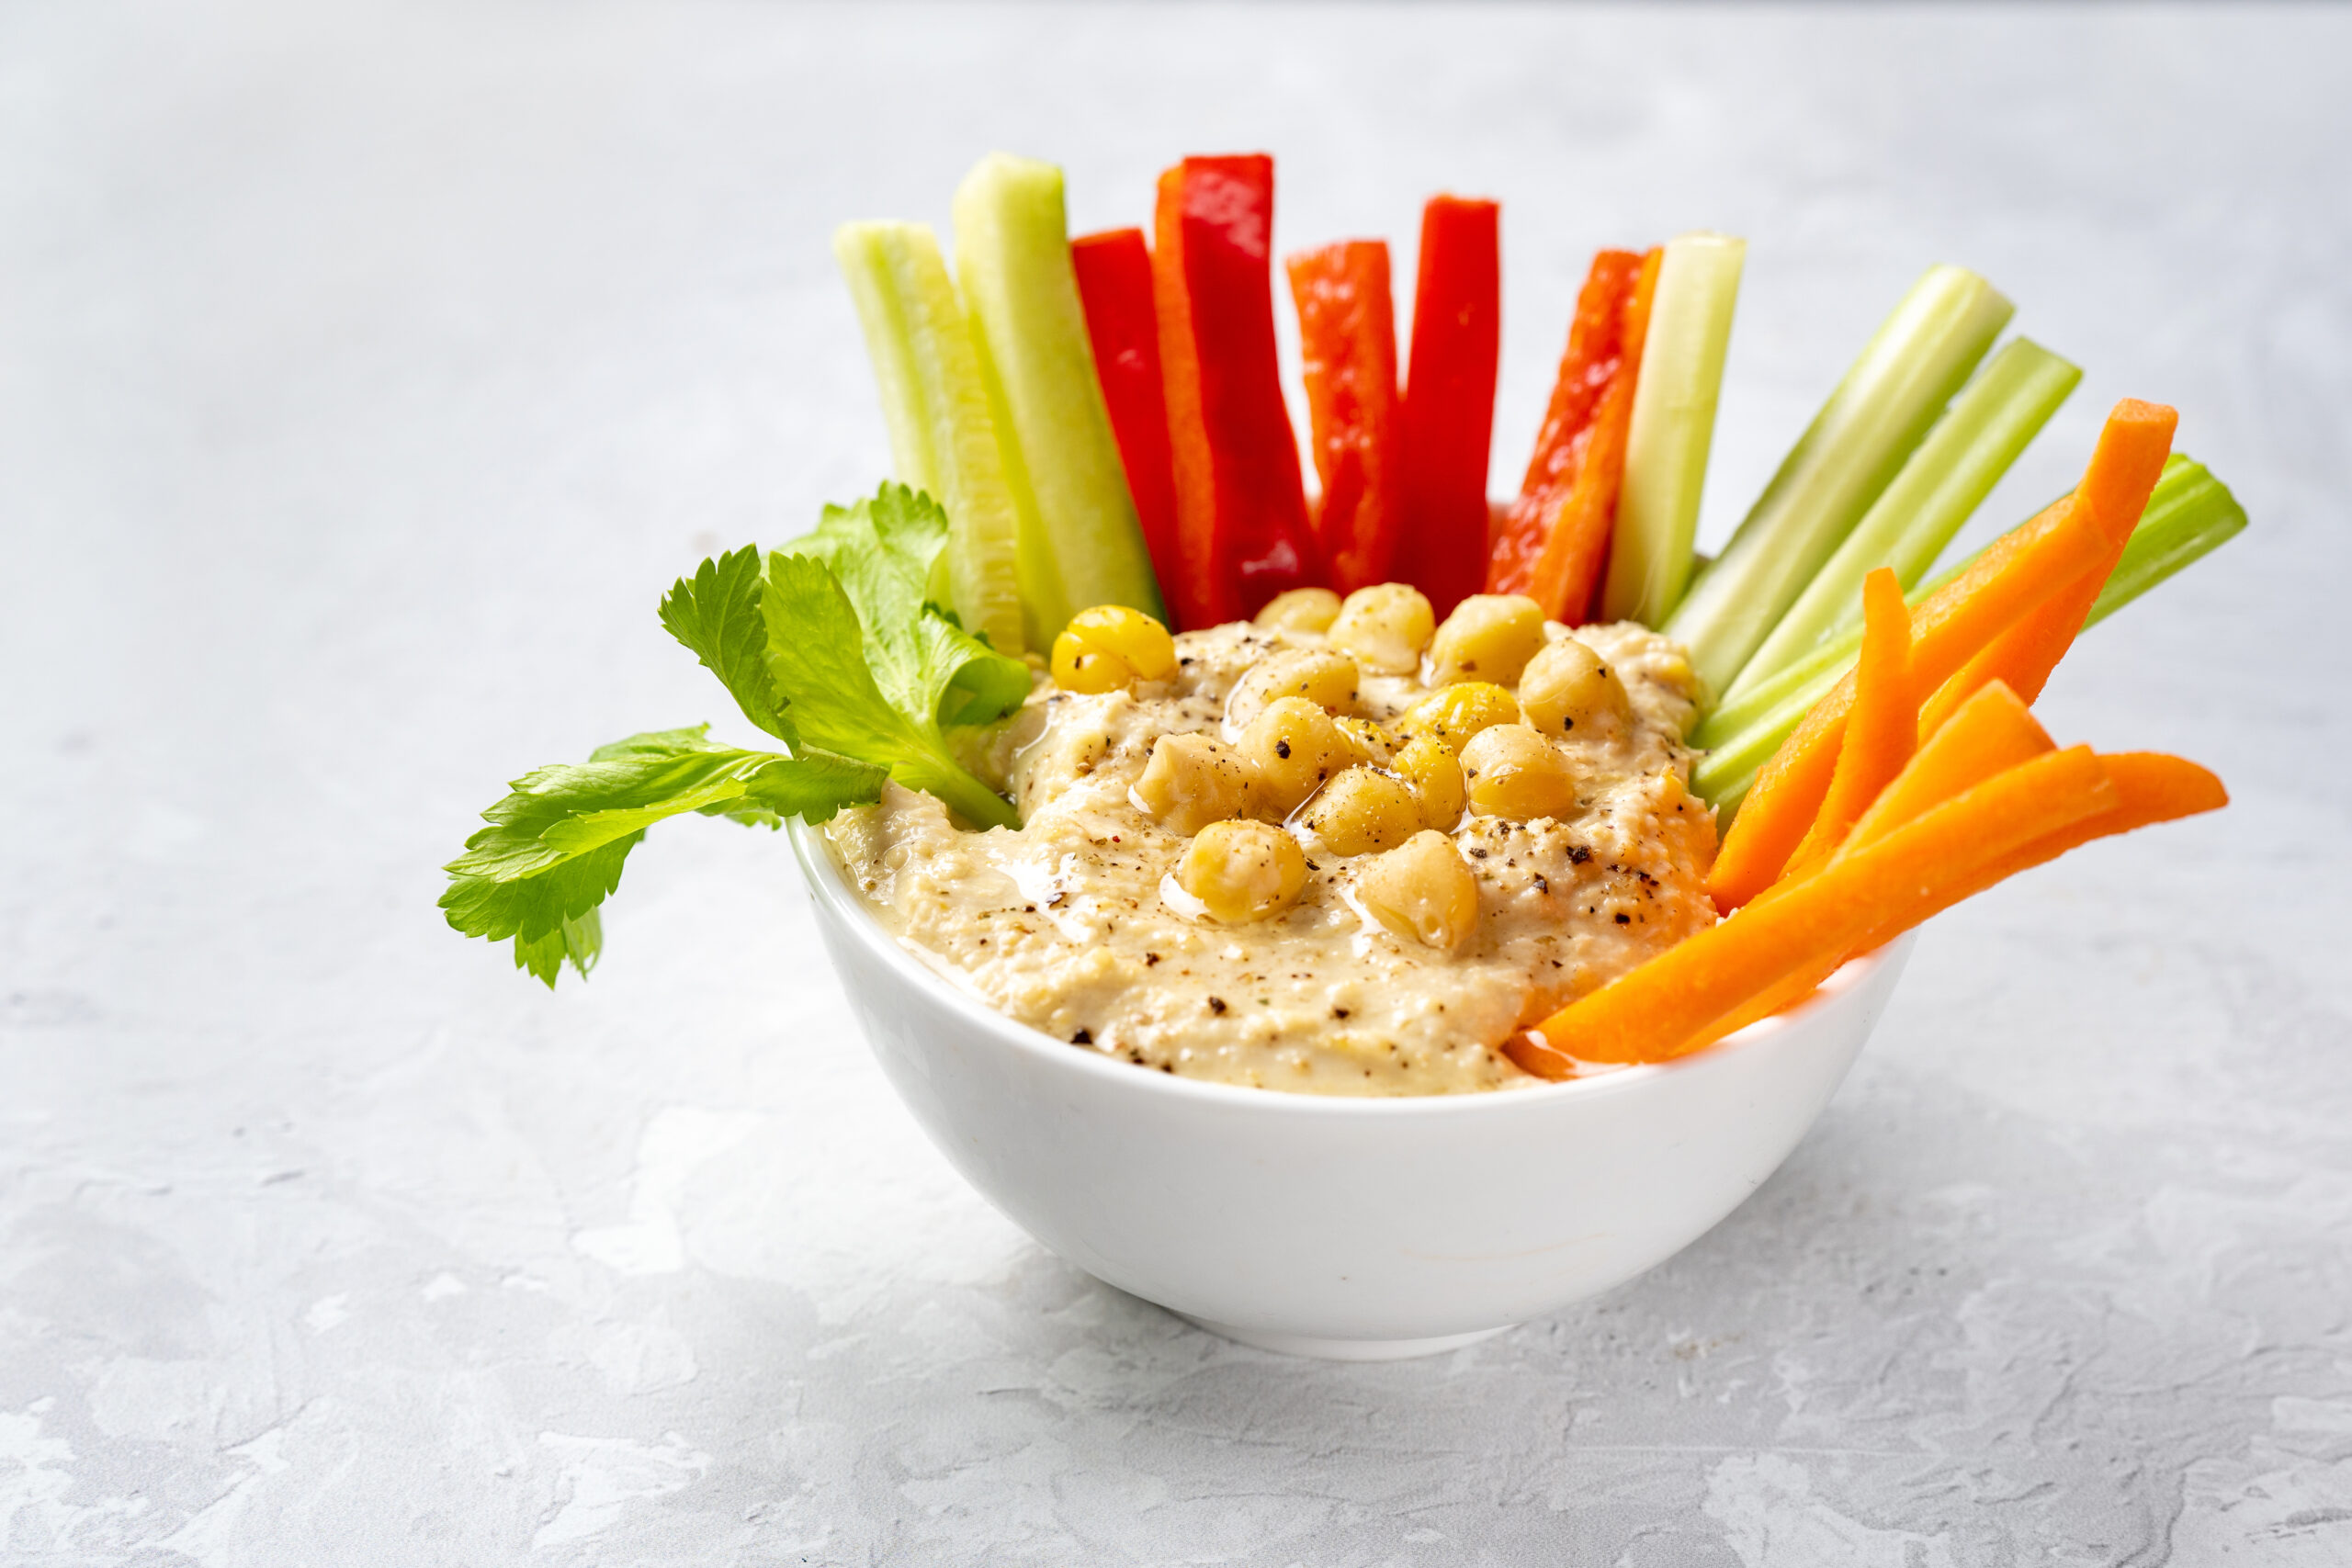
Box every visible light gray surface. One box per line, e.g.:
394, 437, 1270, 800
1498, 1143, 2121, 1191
5, 1, 2349, 1562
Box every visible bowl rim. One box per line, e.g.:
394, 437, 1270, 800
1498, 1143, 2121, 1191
789, 814, 1901, 1119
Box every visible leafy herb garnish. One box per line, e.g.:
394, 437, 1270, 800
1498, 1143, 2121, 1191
440, 485, 1031, 986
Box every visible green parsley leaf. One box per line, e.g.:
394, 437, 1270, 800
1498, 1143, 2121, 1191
440, 725, 886, 986
795, 484, 1030, 730
762, 552, 1020, 829
659, 547, 794, 742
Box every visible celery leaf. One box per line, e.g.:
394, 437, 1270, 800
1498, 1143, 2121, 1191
762, 551, 1018, 828
660, 547, 795, 743
794, 484, 1030, 729
439, 725, 885, 986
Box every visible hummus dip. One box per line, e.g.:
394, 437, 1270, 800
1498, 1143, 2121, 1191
826, 589, 1718, 1096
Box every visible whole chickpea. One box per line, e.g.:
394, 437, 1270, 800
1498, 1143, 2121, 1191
1253, 587, 1343, 634
1391, 735, 1466, 830
1326, 583, 1435, 675
1428, 593, 1546, 687
1050, 604, 1178, 694
1238, 695, 1354, 816
1333, 715, 1399, 770
1518, 637, 1634, 739
1175, 820, 1308, 924
1354, 829, 1480, 952
1394, 682, 1521, 750
1459, 724, 1580, 821
1129, 733, 1252, 836
1225, 647, 1360, 730
1300, 767, 1423, 856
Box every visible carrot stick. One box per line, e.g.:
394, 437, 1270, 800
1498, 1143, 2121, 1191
1521, 746, 2117, 1073
1500, 1030, 1584, 1080
1660, 750, 2224, 1068
1705, 496, 2083, 909
1917, 400, 2179, 737
1917, 565, 2107, 739
1843, 679, 2053, 852
1487, 248, 1660, 623
1658, 955, 1846, 1064
1848, 752, 2225, 961
1781, 568, 1912, 879
1738, 679, 2049, 919
1707, 400, 2174, 910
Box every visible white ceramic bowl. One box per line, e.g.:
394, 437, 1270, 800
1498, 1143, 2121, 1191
791, 819, 1914, 1360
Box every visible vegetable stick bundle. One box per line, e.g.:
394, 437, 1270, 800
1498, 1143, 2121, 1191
1507, 400, 2228, 1077
447, 143, 2247, 1038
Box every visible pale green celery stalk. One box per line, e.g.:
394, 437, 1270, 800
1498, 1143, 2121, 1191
833, 221, 1028, 655
1689, 677, 1822, 820
1701, 452, 2203, 748
2082, 457, 2245, 628
1665, 265, 2014, 696
1722, 336, 2080, 707
1690, 454, 2243, 815
953, 152, 1165, 646
1600, 233, 1747, 627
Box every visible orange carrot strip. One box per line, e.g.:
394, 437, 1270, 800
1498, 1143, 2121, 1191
1675, 755, 2230, 1071
1843, 680, 2053, 852
1670, 750, 2225, 1066
1498, 1030, 1582, 1080
1708, 400, 2175, 910
1705, 497, 2083, 909
1524, 746, 2117, 1072
1660, 955, 1847, 1065
1845, 752, 2224, 959
1918, 400, 2179, 737
1781, 568, 1913, 880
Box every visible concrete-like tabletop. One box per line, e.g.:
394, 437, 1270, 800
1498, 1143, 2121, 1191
6, 3, 2348, 1562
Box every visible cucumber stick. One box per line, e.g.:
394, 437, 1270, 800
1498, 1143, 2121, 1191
1601, 232, 1747, 627
833, 220, 1028, 655
1724, 335, 2081, 706
1666, 265, 2014, 698
954, 152, 1165, 644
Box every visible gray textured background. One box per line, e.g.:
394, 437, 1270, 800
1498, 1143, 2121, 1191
6, 2, 2349, 1562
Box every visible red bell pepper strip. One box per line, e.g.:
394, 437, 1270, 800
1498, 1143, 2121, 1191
1070, 229, 1183, 615
1488, 246, 1661, 623
1396, 196, 1501, 620
1285, 240, 1403, 594
1152, 155, 1321, 628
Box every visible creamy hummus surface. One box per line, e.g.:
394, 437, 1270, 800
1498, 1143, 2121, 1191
826, 591, 1719, 1096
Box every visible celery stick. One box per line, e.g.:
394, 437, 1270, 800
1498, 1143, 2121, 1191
1692, 620, 1853, 750
833, 221, 1028, 655
1690, 454, 2245, 817
1601, 233, 1747, 627
2084, 457, 2245, 628
1690, 675, 1822, 816
954, 152, 1167, 644
1724, 336, 2080, 706
1666, 265, 2013, 697
1700, 457, 2219, 756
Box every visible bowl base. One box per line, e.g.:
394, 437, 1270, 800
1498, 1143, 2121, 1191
1183, 1317, 1513, 1361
